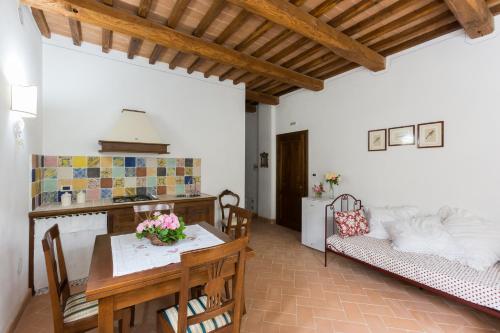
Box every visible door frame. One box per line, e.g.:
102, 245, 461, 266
276, 130, 308, 229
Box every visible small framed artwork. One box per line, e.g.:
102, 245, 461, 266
368, 129, 387, 151
260, 152, 269, 168
389, 125, 415, 146
418, 121, 444, 148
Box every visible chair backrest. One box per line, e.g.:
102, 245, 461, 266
218, 189, 240, 220
177, 237, 248, 333
133, 203, 174, 224
226, 205, 252, 239
41, 224, 70, 331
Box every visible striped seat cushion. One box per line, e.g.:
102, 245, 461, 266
63, 292, 98, 323
160, 296, 232, 333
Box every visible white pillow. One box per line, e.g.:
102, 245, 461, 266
365, 206, 420, 240
386, 215, 464, 260
441, 211, 500, 270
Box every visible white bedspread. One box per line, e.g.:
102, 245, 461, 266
111, 224, 224, 276
327, 235, 500, 311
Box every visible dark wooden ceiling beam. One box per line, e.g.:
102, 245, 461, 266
443, 0, 494, 38
204, 0, 306, 79
245, 102, 258, 113
246, 90, 279, 105
227, 0, 342, 84
101, 0, 113, 53
149, 0, 191, 64
22, 0, 323, 91
188, 10, 251, 74
226, 0, 385, 71
169, 0, 226, 70
127, 0, 152, 59
68, 18, 82, 46
31, 8, 51, 38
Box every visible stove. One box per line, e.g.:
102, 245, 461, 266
112, 194, 158, 203
175, 193, 201, 198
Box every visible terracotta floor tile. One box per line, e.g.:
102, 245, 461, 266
12, 220, 500, 333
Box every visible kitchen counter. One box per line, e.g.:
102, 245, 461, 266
29, 193, 216, 218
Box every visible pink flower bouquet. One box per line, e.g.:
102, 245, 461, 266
136, 211, 186, 245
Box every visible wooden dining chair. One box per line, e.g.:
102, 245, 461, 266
157, 237, 248, 333
225, 205, 252, 240
42, 224, 131, 333
134, 202, 175, 225
218, 190, 240, 232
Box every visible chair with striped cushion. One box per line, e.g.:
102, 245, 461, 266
157, 237, 248, 333
42, 224, 132, 333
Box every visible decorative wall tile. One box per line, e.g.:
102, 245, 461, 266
112, 167, 125, 178
87, 168, 100, 178
88, 156, 100, 168
101, 189, 112, 199
73, 168, 87, 179
136, 177, 146, 187
136, 157, 146, 167
58, 156, 72, 167
57, 167, 73, 179
147, 176, 157, 187
101, 168, 112, 178
124, 177, 136, 188
73, 156, 87, 168
136, 167, 146, 177
125, 157, 136, 167
101, 178, 112, 188
43, 168, 57, 179
125, 167, 136, 177
113, 178, 124, 188
113, 157, 124, 167
32, 154, 202, 205
44, 156, 58, 167
101, 157, 113, 168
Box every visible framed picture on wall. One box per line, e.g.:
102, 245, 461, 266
418, 121, 444, 148
368, 129, 387, 151
388, 125, 415, 146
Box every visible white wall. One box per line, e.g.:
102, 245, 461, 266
42, 36, 246, 215
0, 2, 43, 332
277, 20, 500, 220
258, 105, 277, 219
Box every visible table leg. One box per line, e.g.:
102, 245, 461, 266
98, 297, 115, 333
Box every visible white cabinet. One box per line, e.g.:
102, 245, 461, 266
301, 197, 334, 252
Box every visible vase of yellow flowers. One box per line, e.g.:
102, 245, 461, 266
325, 172, 341, 199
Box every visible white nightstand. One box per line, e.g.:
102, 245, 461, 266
301, 197, 334, 252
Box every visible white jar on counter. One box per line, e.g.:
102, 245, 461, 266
61, 192, 72, 207
77, 191, 86, 204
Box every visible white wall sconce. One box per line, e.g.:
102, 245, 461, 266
11, 85, 38, 118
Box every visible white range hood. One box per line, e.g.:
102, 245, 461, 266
99, 109, 169, 154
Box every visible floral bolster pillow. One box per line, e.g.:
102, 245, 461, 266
335, 210, 369, 238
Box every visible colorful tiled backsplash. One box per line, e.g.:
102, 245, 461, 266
31, 155, 201, 209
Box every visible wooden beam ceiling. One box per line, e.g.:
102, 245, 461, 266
169, 0, 225, 70
246, 90, 279, 105
127, 0, 153, 59
226, 0, 386, 71
101, 0, 113, 53
23, 0, 323, 91
444, 0, 494, 38
68, 18, 82, 46
149, 0, 191, 65
31, 8, 50, 38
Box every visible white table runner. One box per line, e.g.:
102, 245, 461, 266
111, 224, 225, 276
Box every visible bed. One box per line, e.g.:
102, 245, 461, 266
323, 194, 500, 318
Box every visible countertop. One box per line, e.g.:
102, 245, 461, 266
29, 193, 217, 218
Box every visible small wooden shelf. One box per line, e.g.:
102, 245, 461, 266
98, 140, 170, 154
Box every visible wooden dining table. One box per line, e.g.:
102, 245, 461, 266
85, 222, 254, 333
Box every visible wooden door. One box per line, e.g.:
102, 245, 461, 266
276, 130, 308, 231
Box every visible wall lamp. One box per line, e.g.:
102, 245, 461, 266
11, 85, 37, 118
